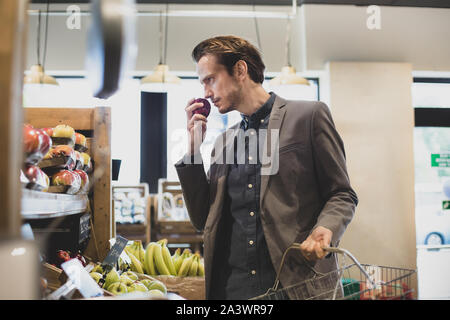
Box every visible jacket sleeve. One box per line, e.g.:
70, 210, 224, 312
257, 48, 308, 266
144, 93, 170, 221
175, 153, 210, 232
310, 102, 358, 245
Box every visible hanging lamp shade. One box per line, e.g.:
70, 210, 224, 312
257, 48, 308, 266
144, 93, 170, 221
24, 64, 59, 85
141, 63, 181, 84
270, 65, 309, 86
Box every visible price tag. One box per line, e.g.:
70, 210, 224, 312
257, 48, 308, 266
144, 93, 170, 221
102, 235, 128, 269
79, 213, 91, 244
61, 258, 103, 298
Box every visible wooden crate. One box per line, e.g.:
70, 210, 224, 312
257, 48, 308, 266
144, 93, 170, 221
151, 179, 203, 252
24, 107, 112, 261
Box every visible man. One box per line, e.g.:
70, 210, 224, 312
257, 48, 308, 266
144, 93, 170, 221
175, 35, 358, 300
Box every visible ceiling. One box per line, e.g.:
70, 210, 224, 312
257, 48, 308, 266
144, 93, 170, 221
30, 0, 450, 9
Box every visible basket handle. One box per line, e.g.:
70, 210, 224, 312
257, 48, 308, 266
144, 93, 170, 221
322, 246, 376, 288
269, 244, 376, 292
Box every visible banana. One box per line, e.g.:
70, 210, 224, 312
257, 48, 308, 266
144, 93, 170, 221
160, 242, 177, 276
125, 247, 144, 274
144, 243, 158, 276
178, 255, 194, 277
154, 242, 171, 275
137, 241, 146, 265
197, 261, 205, 276
188, 256, 199, 277
174, 256, 183, 274
172, 248, 181, 259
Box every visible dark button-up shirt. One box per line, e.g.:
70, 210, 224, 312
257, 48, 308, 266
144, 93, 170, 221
211, 92, 278, 300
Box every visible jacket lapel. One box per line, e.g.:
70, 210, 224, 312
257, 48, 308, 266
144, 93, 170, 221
260, 95, 287, 206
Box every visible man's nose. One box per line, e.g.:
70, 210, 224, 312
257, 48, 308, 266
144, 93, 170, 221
204, 87, 213, 100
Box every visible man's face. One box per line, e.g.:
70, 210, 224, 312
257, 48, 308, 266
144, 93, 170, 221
196, 54, 241, 114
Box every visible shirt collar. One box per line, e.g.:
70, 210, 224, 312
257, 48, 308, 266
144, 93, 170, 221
240, 92, 275, 129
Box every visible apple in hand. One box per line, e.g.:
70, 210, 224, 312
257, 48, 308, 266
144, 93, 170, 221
192, 98, 211, 118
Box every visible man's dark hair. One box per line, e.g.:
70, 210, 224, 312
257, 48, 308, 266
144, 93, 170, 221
192, 35, 265, 84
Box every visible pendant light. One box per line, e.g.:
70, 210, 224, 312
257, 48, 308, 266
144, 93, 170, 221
270, 15, 309, 86
24, 2, 58, 86
141, 6, 181, 85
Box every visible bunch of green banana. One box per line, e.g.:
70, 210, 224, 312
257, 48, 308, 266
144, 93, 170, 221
176, 250, 205, 277
124, 244, 145, 274
143, 239, 177, 276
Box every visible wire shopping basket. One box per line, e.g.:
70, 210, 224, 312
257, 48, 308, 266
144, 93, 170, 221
250, 243, 416, 300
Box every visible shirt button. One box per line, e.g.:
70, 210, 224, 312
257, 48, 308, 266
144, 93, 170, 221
248, 156, 253, 161
251, 270, 256, 275
249, 240, 254, 245
260, 119, 264, 123
250, 131, 255, 136
248, 184, 253, 189
249, 211, 255, 217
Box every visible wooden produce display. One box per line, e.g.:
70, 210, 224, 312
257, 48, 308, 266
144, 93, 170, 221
23, 107, 112, 262
114, 184, 151, 245
151, 179, 203, 253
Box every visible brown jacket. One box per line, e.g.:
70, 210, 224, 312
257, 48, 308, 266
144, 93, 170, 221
176, 94, 358, 299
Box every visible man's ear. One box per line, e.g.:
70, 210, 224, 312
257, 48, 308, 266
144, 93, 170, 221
233, 60, 248, 80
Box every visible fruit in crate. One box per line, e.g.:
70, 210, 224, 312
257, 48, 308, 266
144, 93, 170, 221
92, 264, 103, 274
55, 250, 71, 268
23, 124, 41, 155
193, 98, 211, 118
74, 151, 83, 170
143, 279, 167, 295
53, 124, 76, 146
41, 145, 77, 173
108, 282, 128, 295
148, 289, 165, 298
22, 165, 50, 192
73, 169, 89, 194
124, 246, 145, 274
104, 268, 120, 289
122, 270, 138, 281
23, 124, 51, 164
74, 132, 87, 152
41, 127, 54, 137
51, 170, 81, 194
80, 152, 92, 173
119, 275, 134, 286
128, 282, 148, 293
71, 251, 87, 267
89, 272, 102, 284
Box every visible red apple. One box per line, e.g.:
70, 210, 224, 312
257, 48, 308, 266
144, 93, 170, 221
23, 124, 42, 155
192, 98, 211, 118
75, 132, 86, 147
41, 127, 54, 137
74, 169, 89, 193
52, 170, 75, 185
23, 165, 49, 191
37, 129, 52, 158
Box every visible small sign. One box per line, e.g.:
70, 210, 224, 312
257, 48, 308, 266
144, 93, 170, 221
431, 153, 450, 167
61, 258, 103, 298
443, 200, 450, 210
102, 235, 128, 269
79, 213, 91, 244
